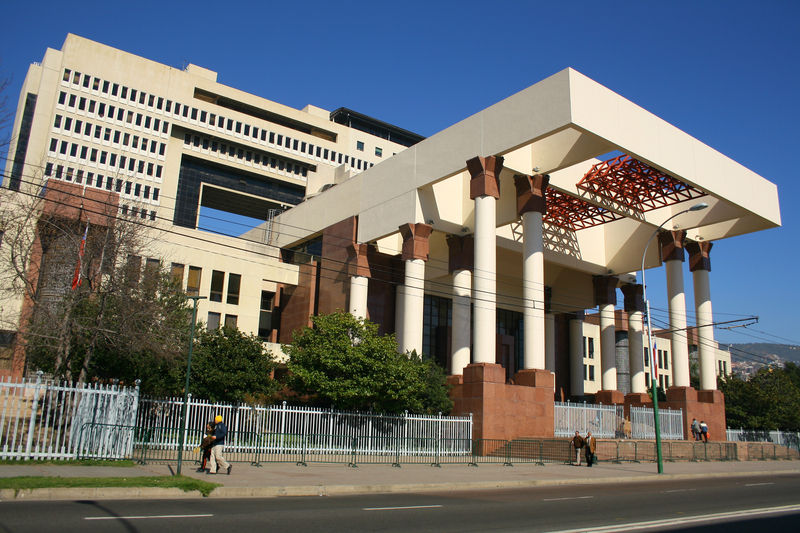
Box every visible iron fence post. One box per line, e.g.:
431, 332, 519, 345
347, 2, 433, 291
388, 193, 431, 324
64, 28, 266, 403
348, 436, 358, 468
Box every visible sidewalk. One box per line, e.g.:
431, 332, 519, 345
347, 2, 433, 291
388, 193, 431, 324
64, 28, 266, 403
2, 458, 799, 501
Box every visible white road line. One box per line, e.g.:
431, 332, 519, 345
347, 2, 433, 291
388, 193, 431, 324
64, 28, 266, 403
85, 514, 213, 521
544, 503, 800, 533
543, 496, 594, 502
745, 482, 775, 487
363, 505, 443, 511
661, 488, 696, 493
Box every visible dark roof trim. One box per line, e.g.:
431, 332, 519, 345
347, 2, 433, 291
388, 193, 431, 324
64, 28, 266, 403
330, 107, 425, 147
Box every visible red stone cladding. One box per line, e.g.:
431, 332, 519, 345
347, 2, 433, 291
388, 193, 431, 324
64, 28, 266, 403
316, 217, 358, 316
622, 387, 727, 441
277, 261, 318, 344
451, 363, 555, 441
5, 180, 120, 378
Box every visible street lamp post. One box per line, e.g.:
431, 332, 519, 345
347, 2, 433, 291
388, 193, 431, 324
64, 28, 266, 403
641, 202, 707, 474
176, 294, 206, 476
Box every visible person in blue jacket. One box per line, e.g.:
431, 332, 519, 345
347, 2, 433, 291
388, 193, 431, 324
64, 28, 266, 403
208, 414, 232, 475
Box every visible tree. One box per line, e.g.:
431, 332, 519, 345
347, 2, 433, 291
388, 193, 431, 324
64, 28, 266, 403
187, 326, 279, 404
284, 312, 453, 415
1, 177, 193, 388
719, 365, 800, 431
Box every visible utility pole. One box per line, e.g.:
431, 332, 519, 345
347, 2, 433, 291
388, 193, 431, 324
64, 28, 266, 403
176, 295, 205, 476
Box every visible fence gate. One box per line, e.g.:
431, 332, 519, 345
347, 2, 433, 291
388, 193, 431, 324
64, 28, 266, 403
630, 406, 684, 440
0, 375, 140, 460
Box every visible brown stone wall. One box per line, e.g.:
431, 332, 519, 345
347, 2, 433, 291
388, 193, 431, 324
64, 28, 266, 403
661, 387, 726, 442
317, 217, 358, 316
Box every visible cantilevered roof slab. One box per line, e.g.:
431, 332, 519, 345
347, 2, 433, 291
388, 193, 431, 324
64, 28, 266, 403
272, 68, 780, 275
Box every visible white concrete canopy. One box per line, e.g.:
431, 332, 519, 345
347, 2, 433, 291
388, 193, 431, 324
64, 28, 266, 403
273, 68, 780, 282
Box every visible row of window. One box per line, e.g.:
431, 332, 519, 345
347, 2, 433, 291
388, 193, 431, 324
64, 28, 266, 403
209, 270, 241, 305
57, 90, 169, 137
645, 373, 671, 389
53, 114, 166, 159
61, 67, 380, 174
45, 162, 160, 203
183, 133, 308, 178
48, 138, 163, 181
120, 204, 157, 221
643, 347, 670, 371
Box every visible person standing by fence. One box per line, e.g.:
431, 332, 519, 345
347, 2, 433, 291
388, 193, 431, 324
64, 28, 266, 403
584, 431, 597, 467
691, 418, 701, 441
208, 415, 232, 475
700, 421, 709, 443
571, 430, 585, 465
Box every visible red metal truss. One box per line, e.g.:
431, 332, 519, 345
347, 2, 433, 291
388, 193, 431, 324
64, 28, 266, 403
577, 154, 705, 212
544, 188, 623, 231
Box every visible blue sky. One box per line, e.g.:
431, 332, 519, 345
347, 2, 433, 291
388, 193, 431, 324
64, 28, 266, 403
1, 1, 798, 346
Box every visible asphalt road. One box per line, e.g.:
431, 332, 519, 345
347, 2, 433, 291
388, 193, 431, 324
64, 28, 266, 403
2, 474, 799, 532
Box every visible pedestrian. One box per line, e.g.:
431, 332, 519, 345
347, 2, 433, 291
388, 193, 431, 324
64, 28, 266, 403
208, 414, 232, 475
623, 416, 632, 439
691, 418, 701, 441
700, 421, 709, 443
196, 421, 216, 473
571, 430, 585, 465
584, 431, 597, 467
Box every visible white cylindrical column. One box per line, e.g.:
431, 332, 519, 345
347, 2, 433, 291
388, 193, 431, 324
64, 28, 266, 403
599, 302, 617, 390
628, 309, 646, 393
666, 259, 690, 387
569, 315, 585, 397
473, 194, 497, 364
522, 210, 545, 369
349, 276, 368, 319
451, 268, 472, 375
545, 313, 556, 372
694, 268, 717, 390
401, 258, 425, 355
394, 284, 405, 351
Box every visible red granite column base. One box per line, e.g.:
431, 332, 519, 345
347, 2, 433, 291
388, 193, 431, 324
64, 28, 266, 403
449, 364, 554, 441
662, 386, 726, 441
595, 389, 625, 405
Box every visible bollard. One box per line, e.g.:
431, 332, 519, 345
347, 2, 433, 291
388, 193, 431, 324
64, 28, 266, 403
348, 437, 358, 468
296, 435, 308, 467
536, 440, 545, 466
392, 435, 401, 468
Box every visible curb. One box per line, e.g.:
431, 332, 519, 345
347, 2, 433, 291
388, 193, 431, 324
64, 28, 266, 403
1, 468, 798, 501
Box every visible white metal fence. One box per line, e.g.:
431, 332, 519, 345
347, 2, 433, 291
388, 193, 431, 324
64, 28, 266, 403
135, 397, 473, 456
630, 405, 684, 440
726, 428, 800, 449
0, 375, 140, 460
554, 401, 624, 438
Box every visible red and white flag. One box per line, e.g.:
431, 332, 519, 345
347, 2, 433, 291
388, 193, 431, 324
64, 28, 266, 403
71, 220, 89, 290
650, 340, 659, 384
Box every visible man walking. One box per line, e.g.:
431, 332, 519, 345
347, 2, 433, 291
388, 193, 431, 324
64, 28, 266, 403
208, 414, 232, 475
584, 431, 597, 467
571, 430, 585, 465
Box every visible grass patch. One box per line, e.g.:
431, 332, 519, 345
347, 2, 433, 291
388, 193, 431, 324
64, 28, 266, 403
0, 459, 136, 467
0, 475, 220, 497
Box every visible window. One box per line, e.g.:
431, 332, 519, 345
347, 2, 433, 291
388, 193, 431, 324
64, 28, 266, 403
54, 115, 62, 128
58, 91, 66, 105
583, 364, 588, 380
207, 312, 221, 330
664, 376, 670, 388
356, 141, 364, 151
187, 266, 202, 296
587, 337, 594, 359
224, 315, 238, 329
663, 351, 669, 370
258, 291, 275, 339
645, 373, 651, 387
226, 273, 241, 305
589, 365, 595, 381
375, 147, 383, 157
210, 270, 225, 302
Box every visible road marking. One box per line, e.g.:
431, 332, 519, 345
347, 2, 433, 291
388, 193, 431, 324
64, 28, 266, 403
85, 514, 213, 521
661, 488, 696, 493
745, 482, 775, 487
363, 505, 443, 511
544, 503, 800, 532
543, 496, 594, 502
